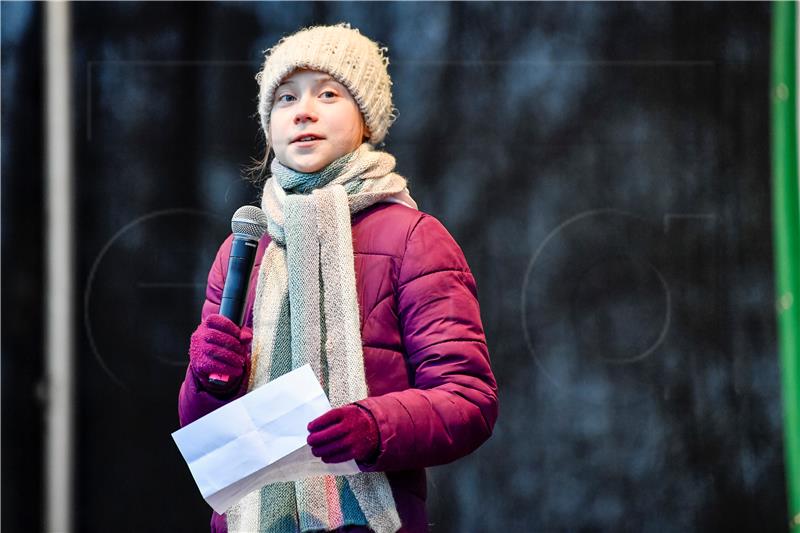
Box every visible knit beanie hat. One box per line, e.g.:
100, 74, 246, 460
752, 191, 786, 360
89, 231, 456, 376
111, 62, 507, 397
255, 23, 397, 146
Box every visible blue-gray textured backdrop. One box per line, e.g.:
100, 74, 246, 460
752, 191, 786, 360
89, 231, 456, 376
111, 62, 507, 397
1, 2, 781, 532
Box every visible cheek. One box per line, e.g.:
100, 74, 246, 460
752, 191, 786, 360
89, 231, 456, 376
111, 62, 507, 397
343, 117, 365, 144
269, 112, 287, 142
332, 106, 365, 142
349, 122, 362, 142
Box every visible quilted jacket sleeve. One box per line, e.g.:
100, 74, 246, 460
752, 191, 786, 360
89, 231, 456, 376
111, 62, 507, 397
177, 235, 246, 427
356, 214, 498, 472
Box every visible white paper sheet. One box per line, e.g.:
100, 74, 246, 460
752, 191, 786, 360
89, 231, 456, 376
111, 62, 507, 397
172, 364, 360, 514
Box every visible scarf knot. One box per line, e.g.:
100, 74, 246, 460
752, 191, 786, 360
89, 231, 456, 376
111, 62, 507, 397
262, 143, 416, 248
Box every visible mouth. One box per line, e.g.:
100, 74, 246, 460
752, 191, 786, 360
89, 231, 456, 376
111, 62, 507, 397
291, 134, 325, 144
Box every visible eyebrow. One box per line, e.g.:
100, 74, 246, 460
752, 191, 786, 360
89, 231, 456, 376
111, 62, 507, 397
277, 75, 337, 89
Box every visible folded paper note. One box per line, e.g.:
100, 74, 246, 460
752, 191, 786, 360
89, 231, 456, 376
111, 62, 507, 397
172, 364, 360, 514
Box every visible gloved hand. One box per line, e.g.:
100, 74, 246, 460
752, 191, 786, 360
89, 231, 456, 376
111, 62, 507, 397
189, 314, 253, 394
307, 403, 380, 464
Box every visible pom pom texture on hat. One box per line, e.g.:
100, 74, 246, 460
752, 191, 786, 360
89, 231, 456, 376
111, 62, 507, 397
256, 23, 396, 145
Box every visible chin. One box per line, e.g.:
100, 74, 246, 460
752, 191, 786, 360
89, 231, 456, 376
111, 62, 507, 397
292, 162, 325, 173
290, 156, 332, 173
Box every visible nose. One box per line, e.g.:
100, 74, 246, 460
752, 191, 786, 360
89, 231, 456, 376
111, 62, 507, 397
293, 96, 318, 125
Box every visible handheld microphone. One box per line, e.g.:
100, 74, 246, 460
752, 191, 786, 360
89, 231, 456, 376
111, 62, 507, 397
208, 205, 268, 386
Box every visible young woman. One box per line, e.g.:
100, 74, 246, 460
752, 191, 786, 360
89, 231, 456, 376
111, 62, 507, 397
178, 23, 498, 533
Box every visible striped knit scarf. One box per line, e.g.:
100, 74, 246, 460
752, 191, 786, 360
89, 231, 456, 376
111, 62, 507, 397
226, 143, 414, 533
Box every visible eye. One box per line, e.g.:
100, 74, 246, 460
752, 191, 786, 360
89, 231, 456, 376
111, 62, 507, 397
320, 90, 337, 99
276, 93, 295, 103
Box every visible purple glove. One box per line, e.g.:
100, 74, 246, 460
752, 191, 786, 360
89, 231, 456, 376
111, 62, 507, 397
189, 314, 253, 393
307, 403, 380, 464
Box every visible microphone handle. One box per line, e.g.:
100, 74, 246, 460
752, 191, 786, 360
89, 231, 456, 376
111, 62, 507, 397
209, 235, 258, 386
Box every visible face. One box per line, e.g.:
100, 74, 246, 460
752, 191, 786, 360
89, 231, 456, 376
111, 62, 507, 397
269, 69, 369, 173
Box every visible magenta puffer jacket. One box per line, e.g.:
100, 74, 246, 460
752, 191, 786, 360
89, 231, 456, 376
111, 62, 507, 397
178, 202, 498, 532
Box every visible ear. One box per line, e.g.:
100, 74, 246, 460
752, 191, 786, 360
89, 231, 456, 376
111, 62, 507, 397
362, 121, 371, 141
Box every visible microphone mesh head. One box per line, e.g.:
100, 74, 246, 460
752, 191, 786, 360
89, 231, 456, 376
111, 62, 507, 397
231, 205, 269, 238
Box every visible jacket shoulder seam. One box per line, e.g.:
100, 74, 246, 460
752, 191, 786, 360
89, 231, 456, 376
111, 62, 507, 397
398, 213, 428, 281
354, 251, 402, 258
408, 337, 487, 359
398, 267, 469, 290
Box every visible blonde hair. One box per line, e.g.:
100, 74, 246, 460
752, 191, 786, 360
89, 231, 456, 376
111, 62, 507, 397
243, 135, 273, 187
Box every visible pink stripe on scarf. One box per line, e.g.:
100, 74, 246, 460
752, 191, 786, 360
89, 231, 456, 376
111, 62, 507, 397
324, 475, 344, 527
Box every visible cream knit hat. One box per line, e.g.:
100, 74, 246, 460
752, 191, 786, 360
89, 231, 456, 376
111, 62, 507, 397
255, 23, 397, 146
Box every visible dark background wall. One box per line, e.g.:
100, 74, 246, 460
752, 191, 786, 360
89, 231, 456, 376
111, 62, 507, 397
2, 2, 782, 532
